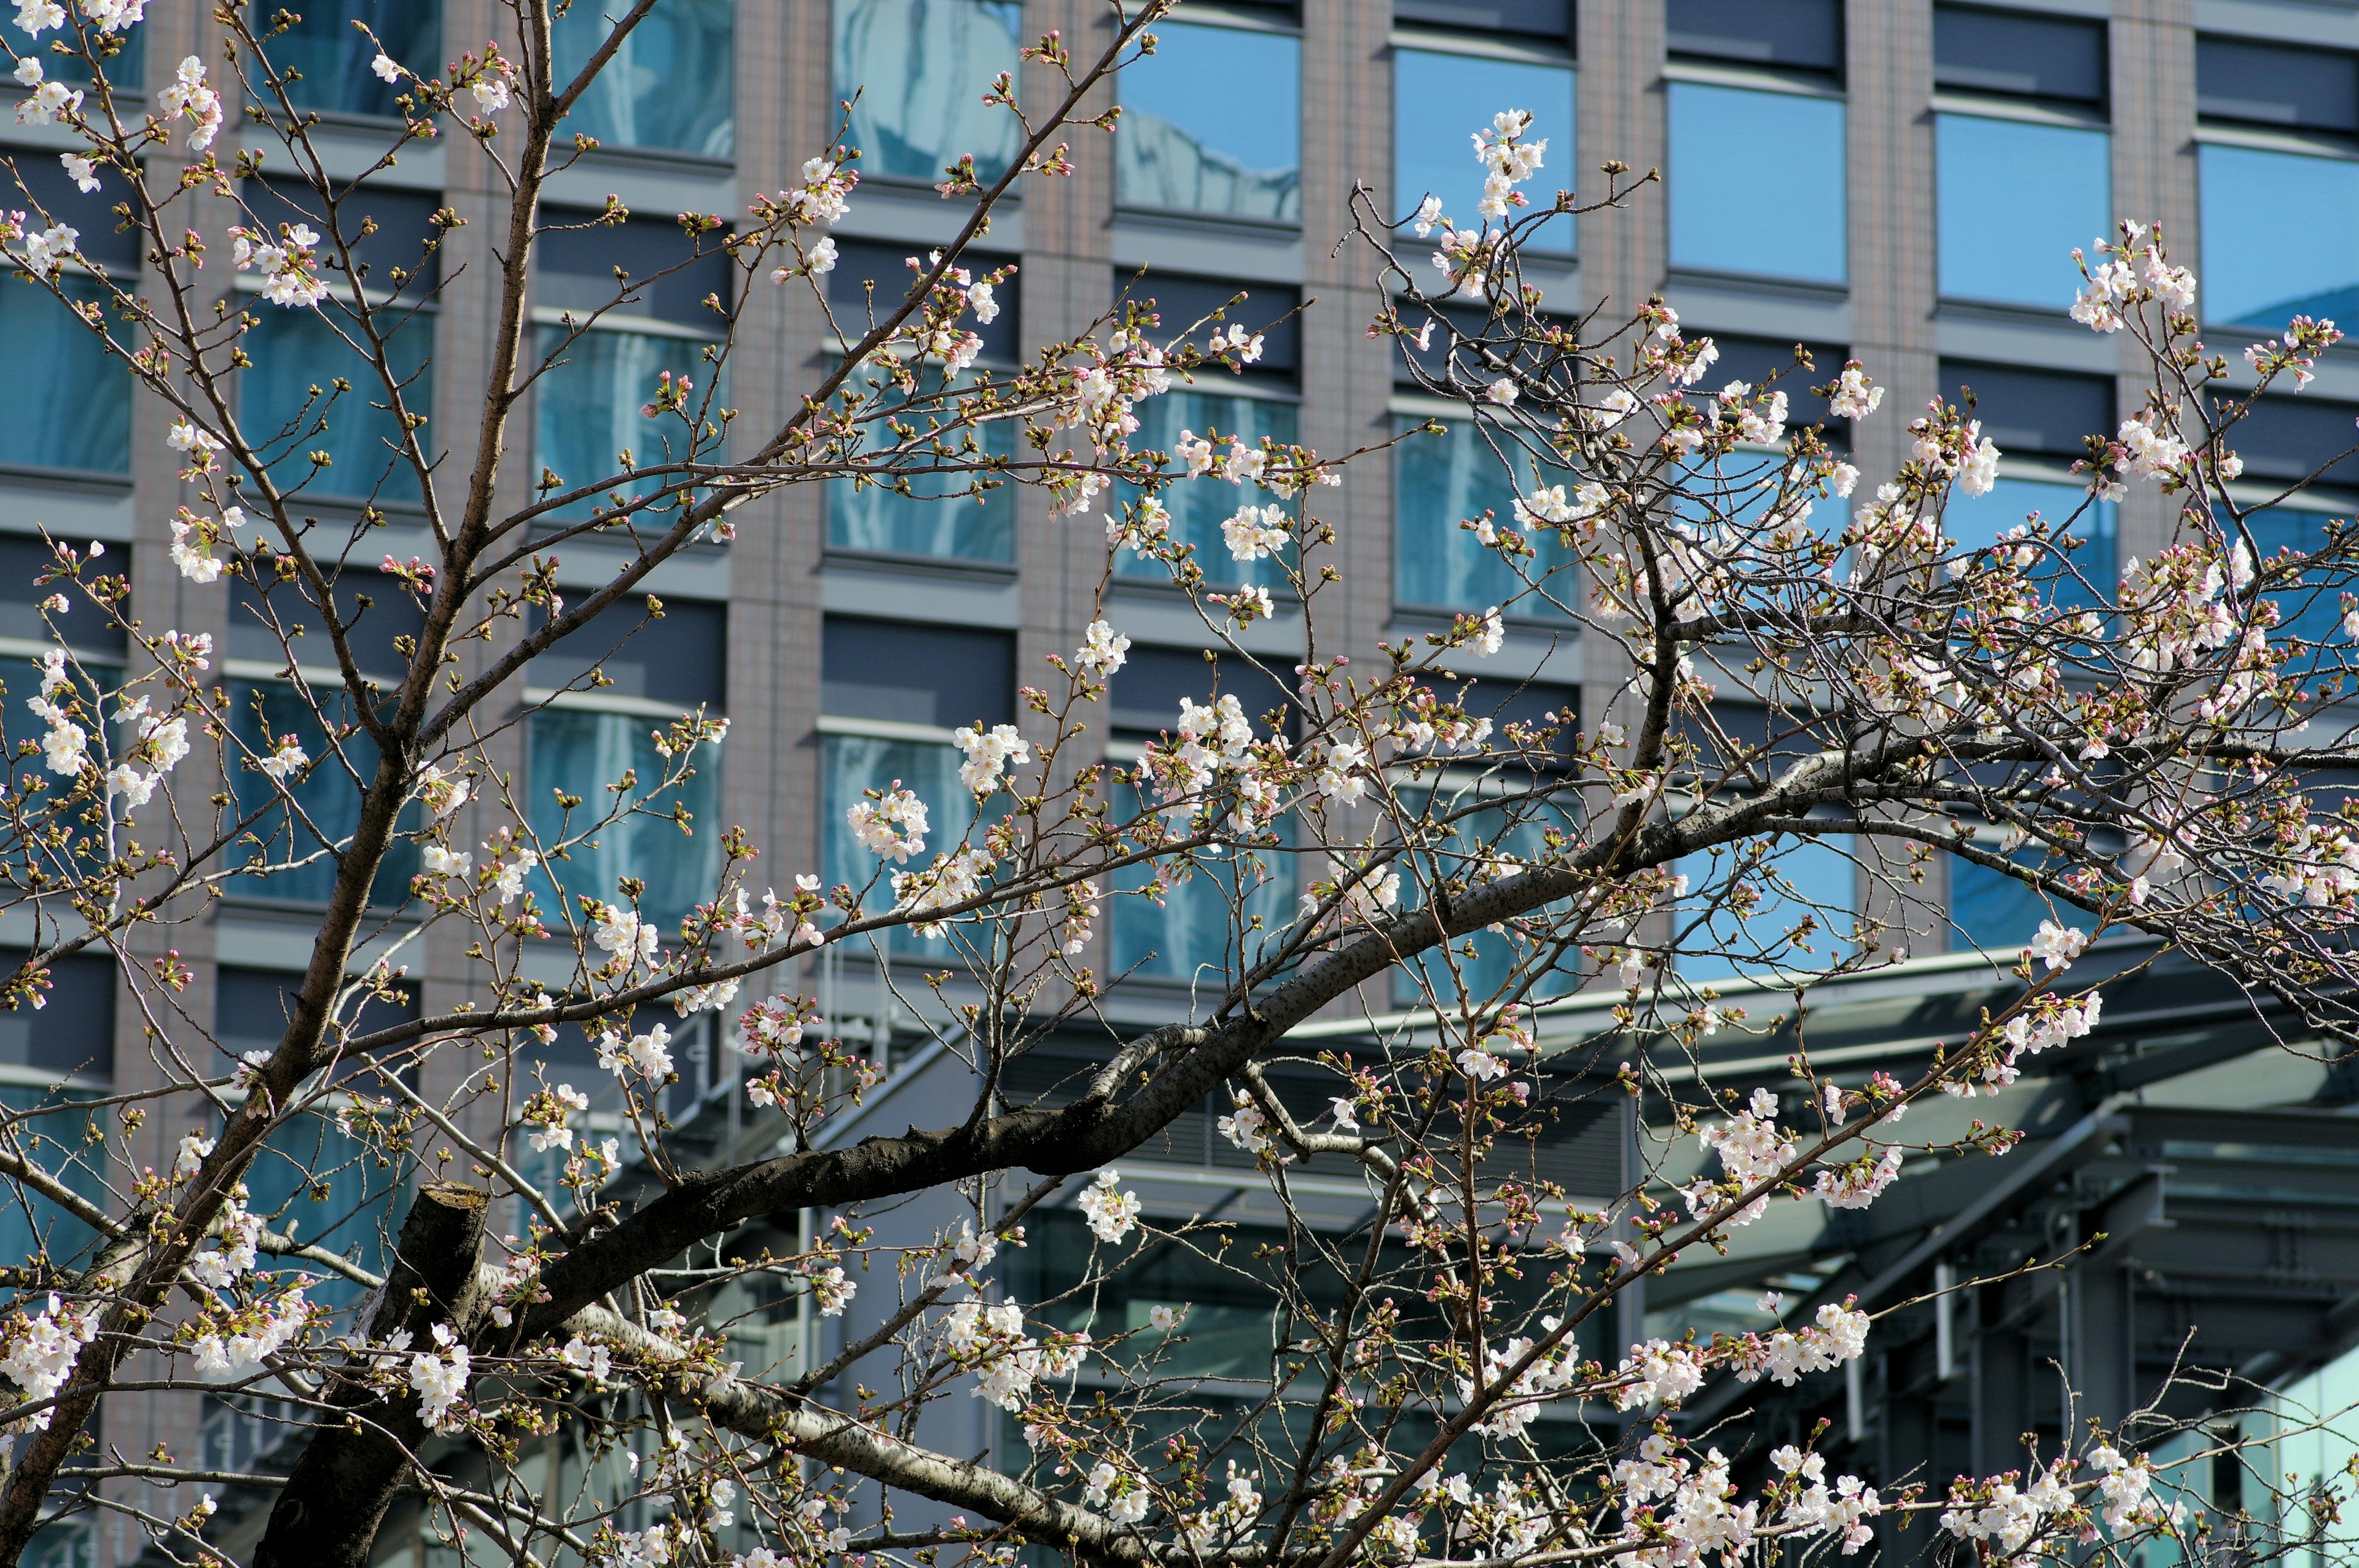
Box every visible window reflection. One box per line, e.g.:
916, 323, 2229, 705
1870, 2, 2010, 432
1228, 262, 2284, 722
0, 277, 127, 475
554, 0, 734, 158
243, 306, 433, 503
2241, 505, 2351, 646
226, 681, 421, 905
1667, 82, 1846, 283
1943, 475, 2117, 609
834, 0, 1020, 184
1107, 780, 1294, 985
1393, 418, 1573, 616
268, 0, 439, 118
820, 733, 970, 958
1949, 850, 2052, 953
2200, 144, 2359, 329
1119, 391, 1299, 590
528, 708, 721, 934
1937, 114, 2109, 309
1394, 47, 1573, 251
1673, 833, 1855, 980
1119, 19, 1302, 223
827, 371, 1016, 563
1391, 784, 1581, 1006
534, 324, 719, 522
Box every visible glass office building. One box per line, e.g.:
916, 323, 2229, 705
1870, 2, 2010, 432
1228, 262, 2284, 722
10, 1, 2359, 1561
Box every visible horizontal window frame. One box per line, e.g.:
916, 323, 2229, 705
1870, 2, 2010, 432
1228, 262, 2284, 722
816, 712, 961, 746
523, 686, 725, 720
536, 305, 718, 343
2193, 122, 2359, 162
1661, 57, 1845, 101
1931, 92, 2110, 131
1155, 4, 1303, 37
223, 657, 406, 690
231, 272, 438, 314
1389, 25, 1573, 66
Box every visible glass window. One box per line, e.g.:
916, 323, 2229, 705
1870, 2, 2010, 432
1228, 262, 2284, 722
1118, 391, 1299, 590
226, 681, 421, 905
270, 0, 439, 118
1949, 849, 2051, 953
243, 305, 433, 503
1673, 833, 1855, 981
1943, 475, 2117, 608
1667, 0, 1841, 74
2198, 36, 2359, 134
0, 276, 128, 475
534, 324, 719, 523
834, 0, 1021, 184
827, 370, 1017, 564
2200, 144, 2359, 330
1394, 417, 1573, 616
821, 617, 1014, 728
0, 1083, 105, 1279
1939, 361, 2112, 459
527, 706, 722, 934
1937, 114, 2110, 310
1935, 6, 2105, 105
5, 18, 139, 85
1119, 19, 1302, 223
1394, 46, 1574, 251
2242, 505, 2349, 645
1391, 784, 1581, 1005
820, 731, 970, 957
1667, 82, 1845, 284
552, 0, 734, 157
1106, 781, 1295, 985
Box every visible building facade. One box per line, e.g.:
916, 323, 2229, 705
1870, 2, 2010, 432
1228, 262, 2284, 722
9, 0, 2359, 1563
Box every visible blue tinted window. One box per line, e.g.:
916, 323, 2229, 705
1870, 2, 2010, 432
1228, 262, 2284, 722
1118, 391, 1299, 590
554, 0, 734, 158
1950, 851, 2050, 953
0, 1084, 104, 1277
1108, 782, 1294, 984
1668, 82, 1845, 283
835, 0, 1020, 183
244, 306, 433, 503
1394, 418, 1573, 615
1119, 20, 1302, 223
827, 372, 1016, 563
227, 681, 421, 905
6, 22, 139, 85
1944, 476, 2116, 608
272, 0, 439, 117
1937, 114, 2110, 309
1673, 833, 1855, 980
1391, 787, 1581, 1005
534, 324, 719, 521
820, 733, 970, 958
1394, 47, 1573, 251
528, 708, 722, 934
2201, 144, 2359, 330
2243, 507, 2352, 645
0, 277, 127, 475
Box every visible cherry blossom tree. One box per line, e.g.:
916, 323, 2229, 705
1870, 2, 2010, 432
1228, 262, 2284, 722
0, 2, 2352, 1567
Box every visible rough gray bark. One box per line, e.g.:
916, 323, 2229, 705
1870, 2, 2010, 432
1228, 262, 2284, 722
251, 1181, 490, 1568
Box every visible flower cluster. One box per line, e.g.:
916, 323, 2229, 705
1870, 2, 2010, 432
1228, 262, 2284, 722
0, 1293, 98, 1430
953, 722, 1030, 796
847, 785, 928, 862
1077, 1168, 1142, 1244
1730, 1301, 1871, 1387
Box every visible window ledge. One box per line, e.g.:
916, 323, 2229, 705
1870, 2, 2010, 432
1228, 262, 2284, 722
822, 548, 1017, 581
560, 142, 736, 178
1390, 25, 1573, 64
1662, 58, 1843, 98
1391, 603, 1579, 634
2194, 122, 2359, 161
858, 173, 1023, 206
1931, 91, 2110, 130
1111, 204, 1305, 243
0, 464, 131, 497
1934, 297, 2083, 332
1665, 266, 1848, 305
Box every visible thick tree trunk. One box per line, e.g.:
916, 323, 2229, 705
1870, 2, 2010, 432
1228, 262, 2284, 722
253, 1180, 490, 1568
